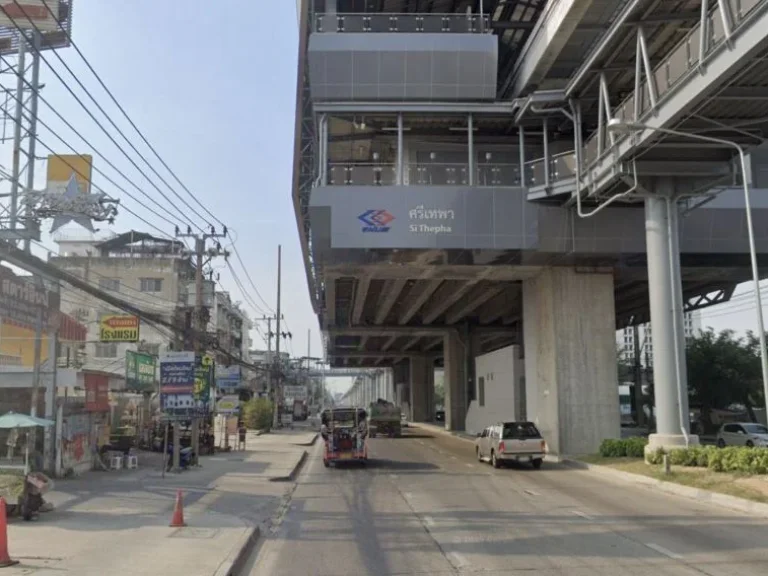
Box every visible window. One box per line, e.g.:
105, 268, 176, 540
481, 428, 489, 438
140, 278, 163, 292
502, 422, 541, 439
94, 342, 118, 358
478, 376, 485, 407
98, 278, 120, 292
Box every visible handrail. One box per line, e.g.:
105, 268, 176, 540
313, 12, 492, 34
526, 0, 768, 190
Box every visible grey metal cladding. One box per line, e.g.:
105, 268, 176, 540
309, 185, 768, 255
308, 33, 497, 101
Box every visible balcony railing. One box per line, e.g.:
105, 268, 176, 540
524, 0, 767, 190
327, 162, 521, 187
314, 13, 491, 34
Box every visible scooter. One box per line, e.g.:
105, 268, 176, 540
165, 444, 195, 471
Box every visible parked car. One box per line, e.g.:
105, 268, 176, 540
716, 422, 768, 447
475, 421, 546, 469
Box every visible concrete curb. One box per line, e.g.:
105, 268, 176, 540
566, 458, 768, 518
269, 450, 308, 482
212, 525, 260, 576
296, 433, 318, 447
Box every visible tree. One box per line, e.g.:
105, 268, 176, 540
686, 328, 763, 433
434, 373, 445, 409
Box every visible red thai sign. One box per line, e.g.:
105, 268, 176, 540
84, 373, 109, 412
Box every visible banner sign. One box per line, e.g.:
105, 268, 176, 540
194, 354, 214, 403
215, 365, 241, 392
160, 351, 195, 394
99, 314, 139, 342
84, 373, 109, 412
125, 351, 156, 392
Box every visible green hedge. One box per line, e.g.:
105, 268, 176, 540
241, 398, 274, 431
598, 437, 648, 458
645, 445, 768, 474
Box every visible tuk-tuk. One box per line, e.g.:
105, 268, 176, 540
321, 408, 368, 467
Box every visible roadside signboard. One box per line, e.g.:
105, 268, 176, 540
215, 365, 241, 393
216, 395, 240, 415
160, 351, 195, 395
125, 351, 156, 392
99, 314, 139, 342
0, 1, 61, 33
194, 354, 214, 403
84, 373, 109, 412
283, 385, 308, 401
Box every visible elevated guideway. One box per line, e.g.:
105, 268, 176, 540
517, 0, 768, 203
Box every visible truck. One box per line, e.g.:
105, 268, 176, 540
368, 399, 402, 438
293, 400, 308, 421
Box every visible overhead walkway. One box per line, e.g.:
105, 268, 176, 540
520, 0, 768, 202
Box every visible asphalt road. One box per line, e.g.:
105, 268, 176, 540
245, 428, 768, 575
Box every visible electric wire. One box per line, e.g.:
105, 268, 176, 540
2, 2, 211, 233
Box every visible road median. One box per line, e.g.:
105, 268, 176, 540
568, 457, 768, 518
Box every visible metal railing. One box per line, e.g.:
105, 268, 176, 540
525, 0, 767, 189
314, 13, 491, 34
327, 162, 521, 186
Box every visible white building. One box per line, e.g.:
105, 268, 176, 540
51, 231, 195, 378
210, 291, 251, 360
617, 310, 702, 367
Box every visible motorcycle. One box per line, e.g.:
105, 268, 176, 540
165, 444, 195, 471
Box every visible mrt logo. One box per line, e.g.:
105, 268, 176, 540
358, 210, 394, 232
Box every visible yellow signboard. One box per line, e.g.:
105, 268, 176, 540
99, 315, 139, 342
46, 154, 93, 194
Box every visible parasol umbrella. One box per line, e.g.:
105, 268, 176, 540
0, 412, 54, 429
0, 412, 54, 474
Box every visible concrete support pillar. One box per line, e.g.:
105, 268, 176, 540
645, 192, 698, 450
522, 268, 620, 455
444, 330, 468, 431
409, 356, 433, 422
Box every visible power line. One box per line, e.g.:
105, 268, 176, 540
3, 2, 212, 232
35, 0, 227, 230
0, 52, 191, 232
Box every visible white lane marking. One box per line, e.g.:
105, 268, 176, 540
403, 492, 413, 501
645, 543, 682, 560
465, 463, 474, 468
423, 515, 435, 527
572, 510, 593, 521
524, 489, 541, 497
451, 455, 458, 460
389, 474, 398, 479
417, 440, 426, 446
447, 552, 470, 568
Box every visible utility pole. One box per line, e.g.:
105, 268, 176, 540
175, 225, 228, 469
273, 245, 282, 428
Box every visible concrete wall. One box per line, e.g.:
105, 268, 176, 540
465, 344, 524, 436
523, 268, 620, 455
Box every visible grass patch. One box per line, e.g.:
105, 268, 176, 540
577, 454, 768, 504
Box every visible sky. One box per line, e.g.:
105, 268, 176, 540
6, 0, 358, 393
4, 1, 767, 398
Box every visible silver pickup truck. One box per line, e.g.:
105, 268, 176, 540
475, 421, 546, 469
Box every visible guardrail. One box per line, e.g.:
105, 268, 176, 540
314, 13, 491, 34
525, 0, 767, 189
327, 162, 521, 186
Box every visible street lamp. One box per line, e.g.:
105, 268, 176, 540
607, 118, 768, 424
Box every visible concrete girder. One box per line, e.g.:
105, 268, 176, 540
478, 285, 521, 324
324, 279, 336, 328
351, 275, 372, 324
329, 351, 434, 359
329, 326, 448, 337
323, 264, 542, 282
421, 281, 478, 324
402, 336, 422, 351
358, 336, 369, 351
381, 335, 398, 351
374, 279, 408, 325
445, 284, 506, 325
399, 279, 443, 325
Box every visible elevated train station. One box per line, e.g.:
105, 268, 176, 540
294, 0, 768, 454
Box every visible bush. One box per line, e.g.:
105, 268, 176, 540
647, 445, 768, 474
598, 437, 648, 458
241, 398, 273, 431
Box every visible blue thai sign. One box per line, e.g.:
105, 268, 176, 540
215, 365, 241, 393
159, 351, 194, 395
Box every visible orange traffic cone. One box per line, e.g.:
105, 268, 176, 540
169, 490, 186, 528
0, 498, 18, 567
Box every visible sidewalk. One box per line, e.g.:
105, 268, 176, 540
3, 430, 315, 575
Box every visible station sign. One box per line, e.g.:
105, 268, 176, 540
99, 314, 139, 342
